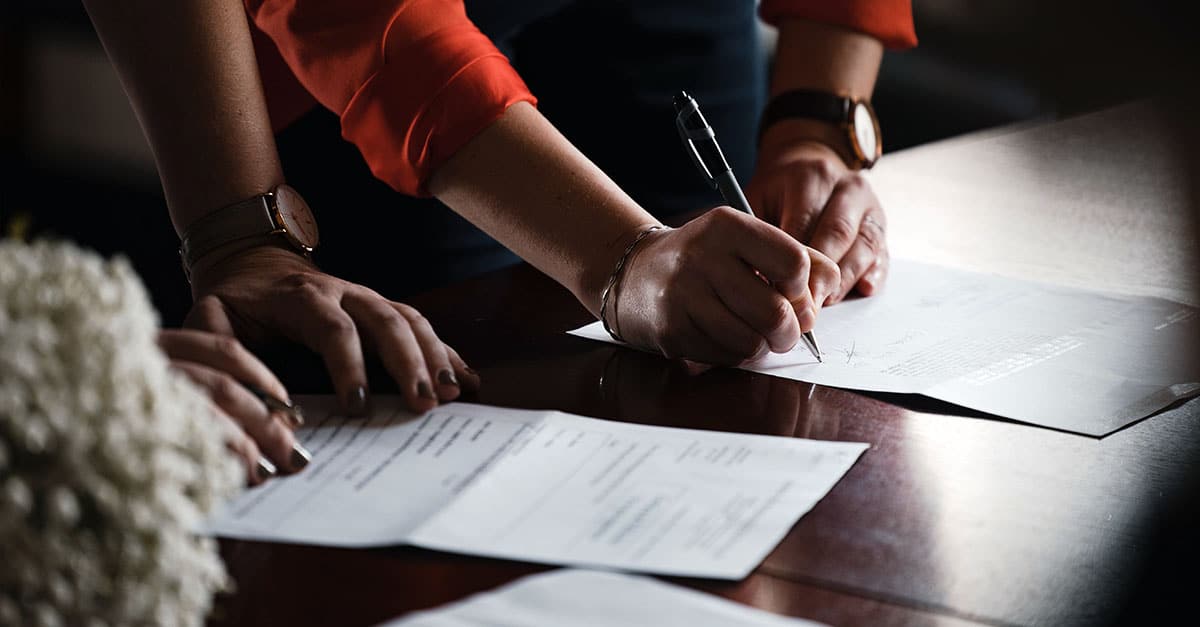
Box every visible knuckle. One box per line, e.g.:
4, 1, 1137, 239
212, 335, 245, 361
859, 219, 887, 252
811, 158, 839, 182
767, 297, 796, 331
393, 303, 419, 319
823, 216, 859, 244
211, 374, 242, 407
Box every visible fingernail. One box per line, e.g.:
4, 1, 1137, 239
418, 380, 436, 400
256, 456, 277, 481
464, 366, 478, 376
347, 386, 368, 416
290, 442, 312, 470
437, 369, 459, 387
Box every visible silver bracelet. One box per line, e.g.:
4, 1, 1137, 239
599, 225, 665, 343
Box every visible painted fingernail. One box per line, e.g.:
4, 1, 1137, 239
437, 369, 458, 387
290, 442, 312, 470
418, 380, 436, 400
347, 386, 368, 416
256, 456, 277, 481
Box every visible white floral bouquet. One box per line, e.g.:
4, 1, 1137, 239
0, 240, 241, 626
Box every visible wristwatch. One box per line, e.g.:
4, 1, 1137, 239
758, 89, 882, 169
178, 183, 319, 278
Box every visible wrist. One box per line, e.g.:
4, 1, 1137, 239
187, 240, 312, 294
758, 119, 857, 169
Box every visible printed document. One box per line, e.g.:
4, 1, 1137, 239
379, 568, 825, 627
208, 397, 867, 579
570, 259, 1200, 436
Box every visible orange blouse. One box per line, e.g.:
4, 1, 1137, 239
247, 0, 916, 196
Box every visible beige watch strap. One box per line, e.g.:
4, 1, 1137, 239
178, 193, 278, 274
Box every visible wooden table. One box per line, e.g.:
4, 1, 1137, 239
211, 101, 1200, 627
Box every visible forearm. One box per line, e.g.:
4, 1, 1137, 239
428, 102, 659, 315
82, 0, 282, 234
765, 20, 884, 164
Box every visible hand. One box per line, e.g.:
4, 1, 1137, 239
159, 328, 306, 485
610, 207, 840, 366
184, 244, 480, 416
745, 138, 888, 304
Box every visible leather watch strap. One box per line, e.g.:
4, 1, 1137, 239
758, 89, 850, 142
179, 194, 277, 272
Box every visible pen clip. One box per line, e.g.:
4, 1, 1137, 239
676, 116, 716, 189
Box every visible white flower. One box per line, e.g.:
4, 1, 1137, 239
0, 240, 241, 626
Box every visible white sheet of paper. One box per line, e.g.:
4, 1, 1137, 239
569, 259, 1200, 436
378, 568, 824, 627
208, 397, 867, 579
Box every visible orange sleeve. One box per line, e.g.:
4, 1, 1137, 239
760, 0, 917, 49
246, 0, 536, 196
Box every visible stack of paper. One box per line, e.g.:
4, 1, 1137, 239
379, 568, 825, 627
571, 259, 1200, 436
209, 397, 866, 579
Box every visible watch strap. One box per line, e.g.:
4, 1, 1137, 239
179, 193, 278, 273
758, 89, 851, 142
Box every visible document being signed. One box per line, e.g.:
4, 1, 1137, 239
570, 259, 1200, 436
208, 397, 866, 579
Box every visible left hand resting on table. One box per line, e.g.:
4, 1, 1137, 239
745, 138, 888, 305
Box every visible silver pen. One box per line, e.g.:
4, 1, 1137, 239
674, 90, 823, 362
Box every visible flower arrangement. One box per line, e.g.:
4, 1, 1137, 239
0, 240, 241, 626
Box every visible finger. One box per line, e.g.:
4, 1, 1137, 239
395, 303, 460, 402
339, 291, 436, 413
158, 329, 290, 407
213, 407, 266, 486
807, 247, 843, 308
774, 166, 838, 242
445, 345, 481, 393
658, 307, 750, 367
184, 294, 237, 336
174, 361, 309, 474
807, 176, 878, 264
831, 223, 886, 303
689, 284, 771, 363
288, 290, 370, 416
705, 207, 813, 302
856, 250, 890, 296
707, 261, 801, 353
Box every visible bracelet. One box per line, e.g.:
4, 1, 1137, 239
599, 225, 665, 343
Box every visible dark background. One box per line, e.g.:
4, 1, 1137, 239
3, 0, 1195, 327
2, 2, 1198, 622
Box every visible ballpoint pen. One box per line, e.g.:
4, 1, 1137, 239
673, 90, 822, 363
243, 382, 305, 428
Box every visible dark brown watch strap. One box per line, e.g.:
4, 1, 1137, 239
758, 89, 851, 143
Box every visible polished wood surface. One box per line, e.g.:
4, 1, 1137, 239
213, 102, 1200, 626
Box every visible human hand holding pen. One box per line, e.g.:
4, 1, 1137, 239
606, 209, 839, 366
158, 328, 312, 486
672, 91, 835, 362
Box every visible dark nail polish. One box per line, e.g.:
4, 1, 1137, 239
290, 442, 312, 470
256, 456, 277, 481
437, 369, 459, 387
347, 386, 368, 415
418, 381, 436, 400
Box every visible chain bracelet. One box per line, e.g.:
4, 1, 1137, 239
599, 225, 665, 343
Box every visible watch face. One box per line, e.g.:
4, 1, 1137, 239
274, 185, 320, 251
851, 102, 881, 167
